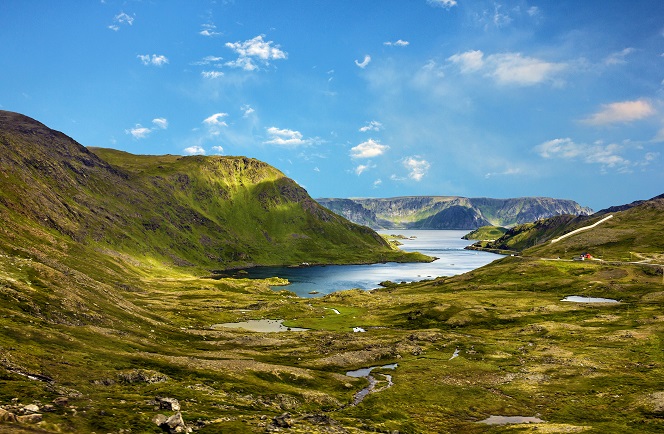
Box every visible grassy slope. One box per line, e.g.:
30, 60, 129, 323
462, 225, 508, 240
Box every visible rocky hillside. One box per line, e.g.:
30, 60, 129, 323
317, 196, 592, 230
0, 110, 424, 270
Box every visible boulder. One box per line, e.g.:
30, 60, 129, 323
17, 413, 43, 424
0, 408, 17, 423
157, 397, 181, 411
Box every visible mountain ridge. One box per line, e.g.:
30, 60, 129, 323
317, 195, 593, 230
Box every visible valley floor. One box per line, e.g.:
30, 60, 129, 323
1, 255, 663, 433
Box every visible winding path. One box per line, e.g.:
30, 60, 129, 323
550, 214, 613, 244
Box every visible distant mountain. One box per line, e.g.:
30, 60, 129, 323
317, 196, 593, 230
0, 110, 424, 270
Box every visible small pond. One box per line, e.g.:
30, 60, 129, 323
561, 296, 619, 303
478, 415, 545, 425
210, 319, 308, 332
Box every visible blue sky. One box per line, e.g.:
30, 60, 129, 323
2, 1, 663, 210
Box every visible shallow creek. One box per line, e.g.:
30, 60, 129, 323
345, 363, 398, 405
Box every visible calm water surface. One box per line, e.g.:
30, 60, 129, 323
244, 230, 503, 297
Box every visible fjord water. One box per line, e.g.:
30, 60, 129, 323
245, 230, 503, 297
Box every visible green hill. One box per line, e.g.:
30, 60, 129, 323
0, 110, 426, 270
470, 194, 664, 262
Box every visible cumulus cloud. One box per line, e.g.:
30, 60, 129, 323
125, 124, 151, 139
448, 50, 484, 73
183, 146, 206, 155
203, 112, 229, 127
355, 55, 371, 69
350, 139, 389, 158
581, 99, 655, 125
152, 118, 168, 129
384, 39, 409, 47
225, 35, 287, 71
448, 50, 567, 86
427, 0, 457, 8
264, 127, 312, 147
109, 11, 134, 31
211, 146, 224, 154
536, 138, 631, 169
359, 121, 383, 132
403, 156, 430, 181
137, 54, 169, 66
487, 53, 566, 86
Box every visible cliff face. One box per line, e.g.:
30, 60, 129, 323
317, 196, 593, 230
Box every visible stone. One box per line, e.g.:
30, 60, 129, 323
152, 414, 168, 426
0, 408, 17, 423
158, 397, 181, 411
23, 404, 39, 413
164, 412, 190, 433
17, 413, 43, 424
53, 397, 69, 406
272, 412, 292, 428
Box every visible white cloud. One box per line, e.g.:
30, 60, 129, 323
350, 139, 389, 159
427, 0, 457, 8
484, 167, 522, 178
264, 127, 312, 147
184, 146, 206, 155
109, 12, 134, 31
403, 156, 430, 181
448, 50, 484, 73
581, 99, 655, 125
203, 112, 229, 127
359, 121, 383, 132
536, 138, 630, 169
199, 24, 222, 37
241, 105, 255, 117
355, 55, 371, 69
137, 54, 169, 66
487, 53, 566, 86
125, 124, 151, 139
192, 56, 223, 66
448, 50, 566, 86
211, 146, 224, 154
384, 39, 409, 47
152, 118, 168, 129
373, 179, 382, 188
201, 71, 224, 79
225, 35, 287, 71
354, 164, 375, 175
604, 48, 635, 66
